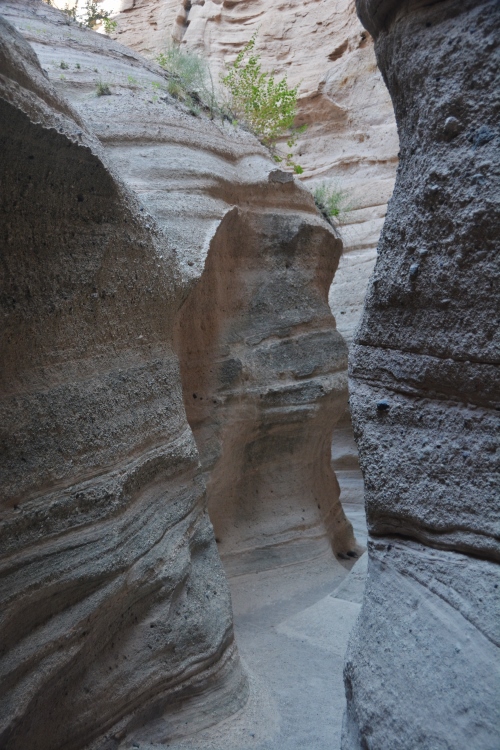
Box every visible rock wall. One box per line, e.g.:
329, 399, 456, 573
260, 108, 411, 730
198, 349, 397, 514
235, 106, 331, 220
0, 2, 356, 746
175, 203, 359, 576
0, 8, 248, 749
11, 0, 355, 561
344, 0, 500, 747
97, 0, 398, 347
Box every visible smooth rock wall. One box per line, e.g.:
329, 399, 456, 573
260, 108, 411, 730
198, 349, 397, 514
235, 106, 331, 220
0, 0, 355, 564
344, 1, 500, 747
0, 3, 357, 745
175, 204, 359, 575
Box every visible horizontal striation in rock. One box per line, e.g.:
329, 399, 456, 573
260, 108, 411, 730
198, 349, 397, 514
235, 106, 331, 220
0, 9, 245, 749
98, 0, 399, 344
175, 206, 359, 572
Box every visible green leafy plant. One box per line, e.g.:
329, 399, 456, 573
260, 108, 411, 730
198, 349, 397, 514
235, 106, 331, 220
313, 182, 352, 228
75, 63, 81, 69
127, 74, 137, 85
222, 33, 305, 172
156, 42, 219, 118
95, 79, 111, 96
102, 17, 117, 34
60, 60, 69, 69
43, 1, 117, 32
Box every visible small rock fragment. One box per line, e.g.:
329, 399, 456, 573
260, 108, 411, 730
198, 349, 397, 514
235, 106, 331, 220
443, 116, 461, 138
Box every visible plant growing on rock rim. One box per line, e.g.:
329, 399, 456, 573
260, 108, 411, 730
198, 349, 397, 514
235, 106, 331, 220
43, 0, 117, 33
222, 33, 305, 173
95, 79, 111, 96
156, 43, 218, 118
313, 182, 352, 228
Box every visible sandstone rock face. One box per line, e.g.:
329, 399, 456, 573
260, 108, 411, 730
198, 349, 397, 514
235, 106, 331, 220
344, 1, 500, 747
0, 9, 247, 750
175, 205, 358, 575
0, 3, 355, 745
98, 0, 398, 346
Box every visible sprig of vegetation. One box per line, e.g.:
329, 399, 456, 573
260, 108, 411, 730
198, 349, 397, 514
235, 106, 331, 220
95, 79, 111, 96
156, 42, 219, 118
43, 1, 117, 33
158, 36, 307, 171
222, 34, 305, 173
313, 182, 352, 228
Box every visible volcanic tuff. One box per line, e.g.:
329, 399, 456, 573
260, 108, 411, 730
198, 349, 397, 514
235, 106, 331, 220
344, 1, 500, 748
0, 1, 355, 747
93, 0, 399, 347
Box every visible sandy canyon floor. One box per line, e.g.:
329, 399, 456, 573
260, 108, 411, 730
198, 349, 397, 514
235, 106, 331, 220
164, 464, 366, 750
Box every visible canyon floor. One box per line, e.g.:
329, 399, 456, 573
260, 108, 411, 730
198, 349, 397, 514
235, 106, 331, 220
164, 467, 366, 750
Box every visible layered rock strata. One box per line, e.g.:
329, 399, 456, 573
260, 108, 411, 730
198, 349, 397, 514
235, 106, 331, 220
0, 2, 356, 746
0, 10, 246, 750
344, 1, 500, 747
175, 203, 358, 576
95, 0, 399, 346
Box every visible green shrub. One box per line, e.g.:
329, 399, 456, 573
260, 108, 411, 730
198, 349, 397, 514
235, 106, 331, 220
222, 34, 305, 172
167, 78, 183, 99
157, 42, 219, 117
157, 43, 206, 92
96, 80, 111, 96
313, 182, 352, 227
60, 61, 69, 69
43, 1, 117, 32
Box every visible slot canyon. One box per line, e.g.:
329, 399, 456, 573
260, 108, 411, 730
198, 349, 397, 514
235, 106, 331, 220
0, 1, 498, 749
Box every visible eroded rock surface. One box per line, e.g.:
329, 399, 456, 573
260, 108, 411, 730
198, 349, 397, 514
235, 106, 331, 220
0, 9, 246, 750
175, 205, 358, 575
0, 3, 356, 746
97, 0, 398, 346
344, 1, 500, 747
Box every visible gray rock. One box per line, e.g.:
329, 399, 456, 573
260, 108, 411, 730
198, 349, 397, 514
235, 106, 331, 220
0, 2, 360, 747
175, 206, 359, 572
345, 0, 500, 747
0, 10, 246, 750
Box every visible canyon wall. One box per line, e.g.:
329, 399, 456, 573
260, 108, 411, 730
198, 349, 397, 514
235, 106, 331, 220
0, 9, 246, 749
344, 0, 500, 747
98, 0, 399, 346
0, 2, 356, 746
175, 203, 359, 576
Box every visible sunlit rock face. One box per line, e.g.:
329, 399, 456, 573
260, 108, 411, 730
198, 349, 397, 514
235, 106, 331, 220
344, 1, 500, 747
95, 0, 398, 347
0, 2, 356, 746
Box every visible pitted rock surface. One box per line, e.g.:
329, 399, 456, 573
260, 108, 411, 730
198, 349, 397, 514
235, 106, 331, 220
344, 1, 500, 748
